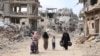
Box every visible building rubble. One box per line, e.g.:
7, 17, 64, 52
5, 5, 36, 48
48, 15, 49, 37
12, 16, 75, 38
39, 8, 79, 33
0, 23, 21, 50
0, 0, 41, 52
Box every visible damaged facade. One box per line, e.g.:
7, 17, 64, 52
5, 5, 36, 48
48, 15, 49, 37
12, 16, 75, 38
0, 0, 41, 31
79, 0, 100, 36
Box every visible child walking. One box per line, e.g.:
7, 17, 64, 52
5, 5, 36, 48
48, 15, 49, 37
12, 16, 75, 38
52, 36, 56, 50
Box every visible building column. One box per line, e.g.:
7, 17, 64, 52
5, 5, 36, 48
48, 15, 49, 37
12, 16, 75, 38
14, 7, 17, 12
10, 6, 13, 14
27, 4, 31, 15
19, 5, 21, 12
99, 18, 100, 35
30, 4, 32, 14
35, 20, 37, 30
84, 17, 87, 37
0, 16, 3, 22
45, 10, 48, 18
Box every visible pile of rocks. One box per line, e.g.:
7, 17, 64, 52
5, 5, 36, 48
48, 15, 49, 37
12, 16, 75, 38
0, 30, 22, 49
77, 42, 100, 56
0, 24, 23, 53
76, 34, 91, 44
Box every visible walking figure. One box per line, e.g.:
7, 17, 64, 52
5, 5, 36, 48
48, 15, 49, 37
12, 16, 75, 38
42, 31, 49, 50
30, 31, 40, 54
61, 31, 70, 50
52, 36, 56, 50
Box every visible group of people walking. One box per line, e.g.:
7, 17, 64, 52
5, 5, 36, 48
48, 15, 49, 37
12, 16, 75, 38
30, 30, 71, 54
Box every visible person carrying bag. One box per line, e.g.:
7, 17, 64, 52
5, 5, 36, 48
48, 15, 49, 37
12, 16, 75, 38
60, 31, 72, 50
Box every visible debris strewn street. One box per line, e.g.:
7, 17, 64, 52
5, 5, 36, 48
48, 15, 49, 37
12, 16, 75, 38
0, 31, 83, 56
0, 29, 100, 56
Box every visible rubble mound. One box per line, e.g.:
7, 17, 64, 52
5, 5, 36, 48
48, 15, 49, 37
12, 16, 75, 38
76, 33, 100, 44
76, 34, 92, 44
0, 24, 23, 52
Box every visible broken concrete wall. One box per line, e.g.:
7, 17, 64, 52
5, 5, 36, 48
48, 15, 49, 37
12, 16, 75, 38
3, 2, 10, 16
0, 16, 3, 21
20, 18, 29, 26
4, 18, 10, 24
87, 20, 95, 34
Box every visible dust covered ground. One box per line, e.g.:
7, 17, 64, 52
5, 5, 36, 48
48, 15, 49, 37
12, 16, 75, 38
0, 32, 83, 56
0, 31, 100, 56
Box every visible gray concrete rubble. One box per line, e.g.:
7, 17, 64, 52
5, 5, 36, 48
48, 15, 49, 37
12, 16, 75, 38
0, 23, 24, 51
39, 8, 79, 33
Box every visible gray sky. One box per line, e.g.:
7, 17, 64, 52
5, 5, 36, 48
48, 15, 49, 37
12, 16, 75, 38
39, 0, 83, 15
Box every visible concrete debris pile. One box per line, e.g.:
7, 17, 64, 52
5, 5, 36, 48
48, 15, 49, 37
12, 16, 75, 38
76, 35, 91, 44
0, 24, 23, 51
77, 42, 100, 56
0, 32, 22, 49
95, 36, 100, 42
20, 26, 31, 37
76, 34, 100, 44
4, 24, 19, 32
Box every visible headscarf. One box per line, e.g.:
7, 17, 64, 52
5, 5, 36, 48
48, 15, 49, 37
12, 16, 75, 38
32, 31, 40, 40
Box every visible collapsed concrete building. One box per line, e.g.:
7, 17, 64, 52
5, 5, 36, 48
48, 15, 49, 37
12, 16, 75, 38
38, 8, 57, 31
56, 8, 78, 32
79, 0, 100, 36
0, 0, 41, 31
39, 8, 78, 32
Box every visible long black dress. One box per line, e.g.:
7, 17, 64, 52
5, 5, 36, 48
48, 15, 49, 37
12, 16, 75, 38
42, 32, 49, 50
61, 32, 70, 50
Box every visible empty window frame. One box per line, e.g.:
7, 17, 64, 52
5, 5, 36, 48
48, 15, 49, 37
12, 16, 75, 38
90, 0, 98, 5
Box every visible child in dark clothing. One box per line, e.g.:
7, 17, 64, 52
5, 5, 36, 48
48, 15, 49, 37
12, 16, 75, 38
52, 36, 56, 50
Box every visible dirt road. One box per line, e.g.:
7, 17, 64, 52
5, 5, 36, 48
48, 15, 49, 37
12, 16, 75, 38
1, 34, 83, 56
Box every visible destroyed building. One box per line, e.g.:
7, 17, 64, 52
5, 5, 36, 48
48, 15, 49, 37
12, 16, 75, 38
39, 8, 78, 32
56, 8, 78, 32
79, 0, 100, 36
0, 0, 41, 31
38, 8, 57, 31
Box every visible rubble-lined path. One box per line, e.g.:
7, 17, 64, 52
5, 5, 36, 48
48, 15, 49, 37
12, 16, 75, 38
1, 34, 83, 56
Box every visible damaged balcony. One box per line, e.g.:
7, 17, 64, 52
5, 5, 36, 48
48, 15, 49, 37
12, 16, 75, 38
88, 4, 100, 12
4, 3, 39, 18
9, 14, 39, 18
79, 0, 100, 16
9, 0, 40, 5
88, 0, 100, 12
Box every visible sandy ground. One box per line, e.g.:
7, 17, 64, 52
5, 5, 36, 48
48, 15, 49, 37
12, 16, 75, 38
1, 34, 83, 56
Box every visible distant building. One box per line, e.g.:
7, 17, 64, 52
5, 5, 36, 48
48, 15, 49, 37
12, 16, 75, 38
39, 8, 78, 32
38, 8, 57, 31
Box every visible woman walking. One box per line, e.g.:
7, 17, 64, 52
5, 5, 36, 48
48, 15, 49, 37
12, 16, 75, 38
42, 31, 49, 50
61, 31, 70, 50
31, 31, 40, 54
